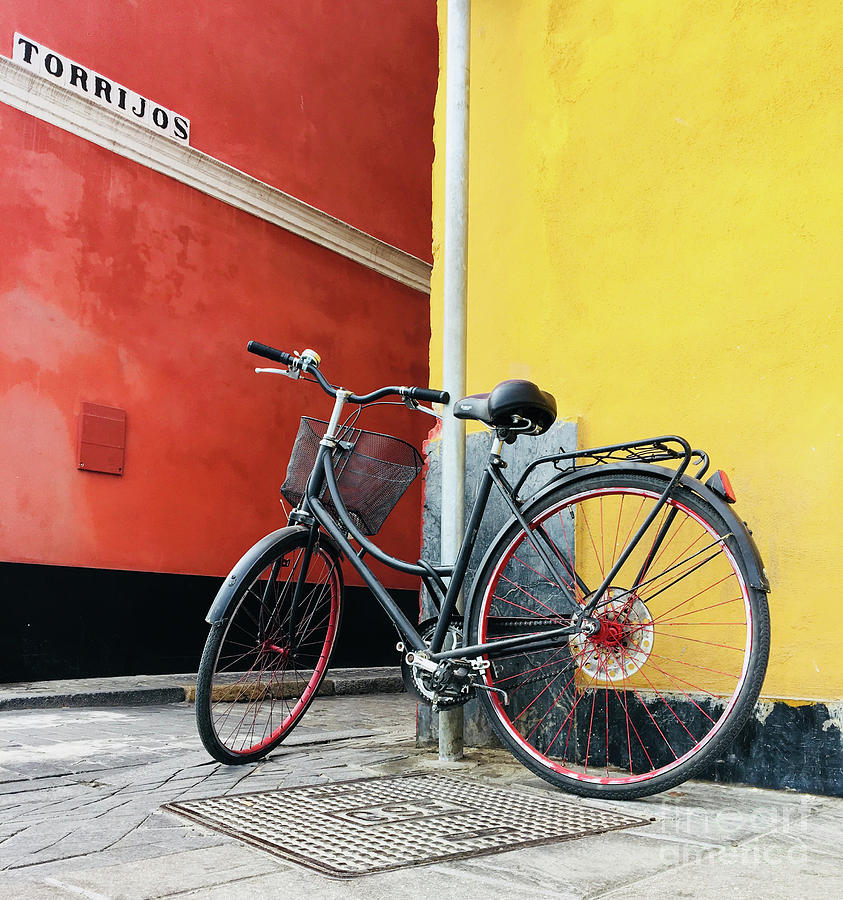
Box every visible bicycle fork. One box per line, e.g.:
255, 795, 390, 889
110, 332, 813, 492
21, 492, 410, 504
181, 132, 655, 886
286, 523, 320, 655
284, 389, 351, 655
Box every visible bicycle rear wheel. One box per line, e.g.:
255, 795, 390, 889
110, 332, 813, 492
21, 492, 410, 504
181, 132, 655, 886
196, 529, 342, 764
468, 470, 770, 799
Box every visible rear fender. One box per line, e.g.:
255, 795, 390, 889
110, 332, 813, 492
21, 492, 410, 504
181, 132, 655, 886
544, 463, 769, 592
463, 462, 769, 636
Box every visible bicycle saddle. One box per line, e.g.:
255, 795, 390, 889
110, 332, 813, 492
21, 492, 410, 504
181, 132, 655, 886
453, 380, 557, 435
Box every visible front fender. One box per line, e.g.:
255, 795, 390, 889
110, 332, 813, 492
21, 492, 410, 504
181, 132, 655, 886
463, 462, 769, 636
206, 526, 308, 624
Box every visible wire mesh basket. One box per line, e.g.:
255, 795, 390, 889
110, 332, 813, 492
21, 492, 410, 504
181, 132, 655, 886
281, 417, 424, 535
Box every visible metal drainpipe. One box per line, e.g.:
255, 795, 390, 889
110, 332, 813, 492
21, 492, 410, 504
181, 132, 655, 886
439, 0, 470, 762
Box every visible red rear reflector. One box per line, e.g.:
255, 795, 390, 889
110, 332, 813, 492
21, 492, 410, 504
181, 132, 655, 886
706, 469, 736, 503
718, 470, 736, 502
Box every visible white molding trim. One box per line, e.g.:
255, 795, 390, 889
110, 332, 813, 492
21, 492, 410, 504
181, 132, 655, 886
0, 55, 431, 294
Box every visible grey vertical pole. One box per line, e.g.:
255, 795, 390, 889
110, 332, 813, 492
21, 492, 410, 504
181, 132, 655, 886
439, 0, 470, 762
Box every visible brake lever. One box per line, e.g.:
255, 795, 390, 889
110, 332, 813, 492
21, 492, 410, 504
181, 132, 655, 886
403, 396, 444, 420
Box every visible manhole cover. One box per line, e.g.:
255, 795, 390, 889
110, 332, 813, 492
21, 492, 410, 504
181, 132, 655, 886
163, 773, 650, 877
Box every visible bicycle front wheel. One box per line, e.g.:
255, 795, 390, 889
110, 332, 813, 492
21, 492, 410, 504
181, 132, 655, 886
196, 529, 342, 764
468, 471, 770, 799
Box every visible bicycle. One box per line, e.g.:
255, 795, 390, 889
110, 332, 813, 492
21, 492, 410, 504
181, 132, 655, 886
195, 340, 771, 800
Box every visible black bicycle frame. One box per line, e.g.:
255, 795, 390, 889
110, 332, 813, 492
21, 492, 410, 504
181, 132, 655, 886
297, 431, 692, 665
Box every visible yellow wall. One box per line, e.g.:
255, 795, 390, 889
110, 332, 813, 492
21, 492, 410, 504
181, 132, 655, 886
431, 1, 843, 700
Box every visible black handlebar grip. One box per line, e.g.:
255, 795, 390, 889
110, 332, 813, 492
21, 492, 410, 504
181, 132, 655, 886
408, 386, 450, 404
247, 341, 295, 366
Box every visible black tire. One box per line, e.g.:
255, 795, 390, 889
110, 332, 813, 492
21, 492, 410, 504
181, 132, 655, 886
196, 530, 343, 764
467, 470, 770, 799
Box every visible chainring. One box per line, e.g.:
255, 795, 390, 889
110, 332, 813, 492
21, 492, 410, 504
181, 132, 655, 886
400, 617, 473, 709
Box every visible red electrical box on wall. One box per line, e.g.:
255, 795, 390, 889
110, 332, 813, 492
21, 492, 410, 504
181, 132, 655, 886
77, 402, 127, 475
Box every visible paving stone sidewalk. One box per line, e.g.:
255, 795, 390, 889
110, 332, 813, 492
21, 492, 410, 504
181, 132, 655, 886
0, 668, 404, 710
0, 692, 841, 899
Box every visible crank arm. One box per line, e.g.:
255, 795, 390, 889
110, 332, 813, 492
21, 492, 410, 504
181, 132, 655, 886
404, 651, 437, 673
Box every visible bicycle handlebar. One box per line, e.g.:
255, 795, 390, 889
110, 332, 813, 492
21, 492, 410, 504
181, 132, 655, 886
247, 341, 295, 367
405, 386, 450, 404
246, 340, 450, 406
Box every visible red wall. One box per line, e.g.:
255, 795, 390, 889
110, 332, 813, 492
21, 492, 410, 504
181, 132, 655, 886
0, 1, 435, 260
0, 3, 436, 588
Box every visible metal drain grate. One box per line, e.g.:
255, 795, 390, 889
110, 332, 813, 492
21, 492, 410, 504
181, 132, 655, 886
163, 773, 651, 878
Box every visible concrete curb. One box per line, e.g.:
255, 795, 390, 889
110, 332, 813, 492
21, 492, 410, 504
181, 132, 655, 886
0, 667, 404, 711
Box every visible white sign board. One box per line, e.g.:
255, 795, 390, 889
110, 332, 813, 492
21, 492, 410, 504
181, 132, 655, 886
13, 33, 190, 145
